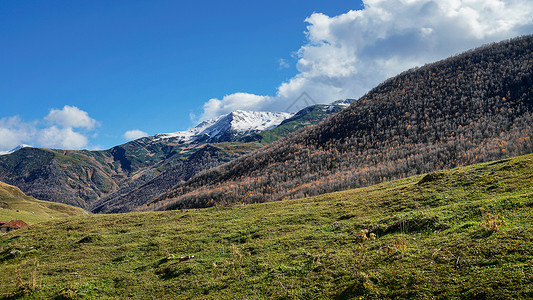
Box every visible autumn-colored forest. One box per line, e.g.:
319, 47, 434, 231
147, 36, 533, 211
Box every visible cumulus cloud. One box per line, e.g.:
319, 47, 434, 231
0, 116, 37, 151
123, 129, 149, 141
199, 0, 533, 119
201, 93, 274, 121
0, 127, 25, 151
45, 105, 98, 129
0, 106, 99, 151
38, 126, 89, 149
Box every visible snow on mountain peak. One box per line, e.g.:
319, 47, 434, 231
0, 144, 32, 156
152, 110, 293, 143
227, 110, 293, 132
331, 99, 355, 108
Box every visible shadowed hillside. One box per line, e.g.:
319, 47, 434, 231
0, 143, 198, 208
150, 36, 533, 211
89, 145, 240, 213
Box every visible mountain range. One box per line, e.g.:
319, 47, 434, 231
0, 102, 349, 212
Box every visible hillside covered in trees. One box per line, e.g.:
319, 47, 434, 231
148, 36, 533, 211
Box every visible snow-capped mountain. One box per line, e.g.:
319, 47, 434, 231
152, 110, 294, 143
331, 99, 355, 108
0, 144, 32, 156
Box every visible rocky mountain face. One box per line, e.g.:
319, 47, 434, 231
147, 36, 533, 211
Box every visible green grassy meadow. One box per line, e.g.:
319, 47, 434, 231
1, 154, 533, 299
0, 182, 86, 225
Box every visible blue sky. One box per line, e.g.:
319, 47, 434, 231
1, 0, 532, 151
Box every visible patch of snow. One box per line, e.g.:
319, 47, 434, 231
150, 111, 294, 143
331, 99, 355, 108
227, 110, 293, 132
152, 117, 221, 142
0, 144, 32, 156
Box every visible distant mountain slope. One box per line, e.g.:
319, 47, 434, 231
89, 144, 244, 213
242, 102, 352, 143
0, 181, 86, 224
0, 141, 200, 208
150, 35, 533, 211
90, 106, 349, 213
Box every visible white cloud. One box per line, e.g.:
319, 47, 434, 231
278, 58, 290, 69
198, 0, 533, 119
38, 126, 89, 149
201, 93, 274, 121
45, 105, 98, 129
0, 106, 99, 151
0, 127, 23, 151
123, 129, 149, 141
0, 116, 37, 151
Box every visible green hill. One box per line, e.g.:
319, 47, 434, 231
1, 153, 532, 298
0, 181, 86, 225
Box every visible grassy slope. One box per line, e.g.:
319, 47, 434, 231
1, 154, 533, 299
0, 182, 86, 225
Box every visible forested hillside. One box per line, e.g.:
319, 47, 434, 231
149, 36, 533, 211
